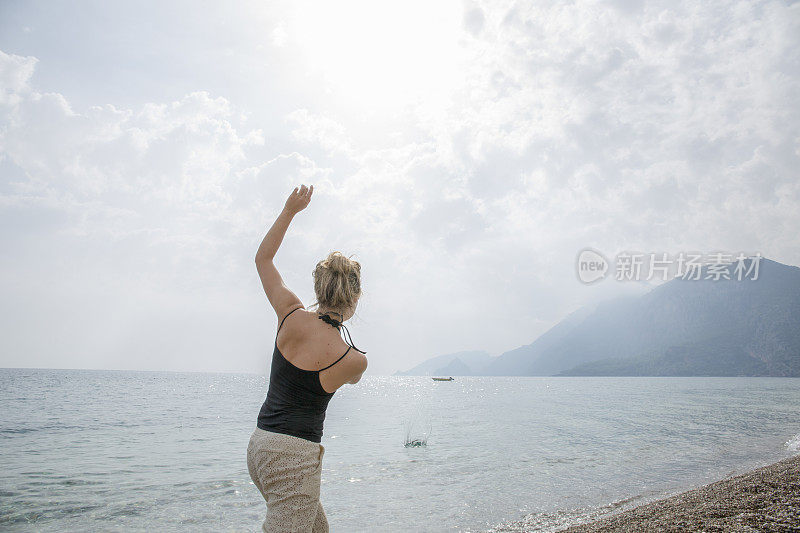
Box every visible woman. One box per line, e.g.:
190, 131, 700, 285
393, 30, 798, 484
247, 184, 368, 533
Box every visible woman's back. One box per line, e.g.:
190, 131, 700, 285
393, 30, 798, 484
256, 306, 366, 443
276, 307, 365, 393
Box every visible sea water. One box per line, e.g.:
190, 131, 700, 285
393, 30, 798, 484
1, 369, 798, 532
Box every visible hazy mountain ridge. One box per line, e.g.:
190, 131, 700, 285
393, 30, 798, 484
397, 258, 800, 377
393, 350, 494, 376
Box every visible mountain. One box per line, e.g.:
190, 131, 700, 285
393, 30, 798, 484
399, 258, 800, 377
394, 350, 494, 376
433, 357, 473, 376
483, 305, 596, 376
486, 257, 800, 377
559, 336, 773, 376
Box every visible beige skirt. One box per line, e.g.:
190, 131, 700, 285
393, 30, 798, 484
247, 427, 328, 533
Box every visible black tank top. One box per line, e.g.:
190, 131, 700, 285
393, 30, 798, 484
256, 306, 366, 443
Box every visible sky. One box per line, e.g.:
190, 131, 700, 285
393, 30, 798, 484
0, 0, 798, 375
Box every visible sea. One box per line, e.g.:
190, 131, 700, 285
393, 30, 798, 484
1, 369, 798, 532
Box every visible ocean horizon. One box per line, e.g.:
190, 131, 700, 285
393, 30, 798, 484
1, 369, 798, 532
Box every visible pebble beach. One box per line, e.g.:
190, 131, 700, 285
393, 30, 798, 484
561, 455, 800, 532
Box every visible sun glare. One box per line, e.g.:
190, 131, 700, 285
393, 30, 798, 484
286, 1, 466, 114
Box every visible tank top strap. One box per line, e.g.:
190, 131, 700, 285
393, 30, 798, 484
316, 312, 368, 354
318, 346, 351, 372
277, 305, 305, 333
340, 323, 367, 354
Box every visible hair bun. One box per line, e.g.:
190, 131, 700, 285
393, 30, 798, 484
312, 251, 362, 313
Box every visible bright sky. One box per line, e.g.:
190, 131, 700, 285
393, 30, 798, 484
1, 0, 798, 374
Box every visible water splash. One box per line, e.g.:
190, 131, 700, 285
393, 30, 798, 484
402, 415, 432, 448
785, 434, 800, 453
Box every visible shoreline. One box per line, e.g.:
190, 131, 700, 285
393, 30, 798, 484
558, 454, 800, 532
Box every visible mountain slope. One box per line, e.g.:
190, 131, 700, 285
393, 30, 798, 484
394, 350, 493, 376
486, 257, 800, 377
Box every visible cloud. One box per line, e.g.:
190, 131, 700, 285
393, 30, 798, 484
463, 3, 486, 37
0, 50, 37, 106
0, 50, 331, 371
0, 52, 274, 242
1, 0, 799, 374
271, 21, 289, 48
286, 108, 353, 156
288, 0, 800, 366
259, 0, 800, 365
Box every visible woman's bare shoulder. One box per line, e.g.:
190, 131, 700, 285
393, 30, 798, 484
346, 349, 368, 371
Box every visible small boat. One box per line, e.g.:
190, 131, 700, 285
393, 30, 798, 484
432, 376, 454, 381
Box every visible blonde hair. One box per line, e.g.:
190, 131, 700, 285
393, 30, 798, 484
311, 251, 362, 314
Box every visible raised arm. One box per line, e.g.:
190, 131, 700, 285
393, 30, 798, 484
255, 184, 313, 318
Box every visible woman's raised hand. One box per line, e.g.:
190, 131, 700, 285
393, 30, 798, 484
283, 184, 313, 215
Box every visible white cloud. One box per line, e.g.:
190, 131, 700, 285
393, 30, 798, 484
271, 21, 288, 48
286, 109, 353, 156
1, 0, 799, 374
0, 51, 329, 372
0, 50, 37, 106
